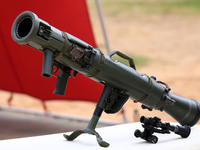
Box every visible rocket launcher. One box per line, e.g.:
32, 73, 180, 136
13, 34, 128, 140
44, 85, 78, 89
11, 11, 200, 147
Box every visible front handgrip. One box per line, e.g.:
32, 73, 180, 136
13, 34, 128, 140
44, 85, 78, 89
109, 50, 136, 70
53, 69, 71, 96
42, 49, 54, 77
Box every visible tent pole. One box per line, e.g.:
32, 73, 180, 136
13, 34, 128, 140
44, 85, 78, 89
95, 0, 111, 53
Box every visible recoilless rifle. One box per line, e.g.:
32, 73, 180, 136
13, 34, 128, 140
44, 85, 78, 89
11, 11, 200, 147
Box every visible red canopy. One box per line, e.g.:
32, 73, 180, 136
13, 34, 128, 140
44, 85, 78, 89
0, 0, 103, 102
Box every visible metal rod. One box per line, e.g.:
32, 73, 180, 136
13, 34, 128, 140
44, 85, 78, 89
95, 0, 111, 53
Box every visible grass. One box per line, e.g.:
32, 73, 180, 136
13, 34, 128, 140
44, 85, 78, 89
100, 0, 200, 19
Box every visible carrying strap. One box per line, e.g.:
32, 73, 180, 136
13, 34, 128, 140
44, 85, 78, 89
54, 32, 68, 60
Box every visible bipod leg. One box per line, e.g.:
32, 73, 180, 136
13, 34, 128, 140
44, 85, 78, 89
63, 115, 109, 147
63, 85, 112, 147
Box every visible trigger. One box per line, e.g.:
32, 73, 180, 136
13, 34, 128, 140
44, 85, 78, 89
53, 67, 59, 74
72, 70, 78, 78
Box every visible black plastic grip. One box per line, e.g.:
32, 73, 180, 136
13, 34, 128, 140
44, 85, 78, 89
53, 70, 71, 96
42, 49, 54, 77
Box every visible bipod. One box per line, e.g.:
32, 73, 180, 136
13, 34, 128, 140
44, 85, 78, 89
63, 85, 112, 147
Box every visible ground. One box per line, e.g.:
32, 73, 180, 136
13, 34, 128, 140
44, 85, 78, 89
1, 0, 200, 124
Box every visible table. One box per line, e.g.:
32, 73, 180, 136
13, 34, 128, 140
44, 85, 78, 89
0, 122, 199, 150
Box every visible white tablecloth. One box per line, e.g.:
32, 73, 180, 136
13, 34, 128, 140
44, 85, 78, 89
0, 122, 199, 150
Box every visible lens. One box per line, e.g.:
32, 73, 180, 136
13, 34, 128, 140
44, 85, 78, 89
147, 135, 158, 144
140, 116, 149, 123
134, 129, 142, 138
16, 17, 32, 38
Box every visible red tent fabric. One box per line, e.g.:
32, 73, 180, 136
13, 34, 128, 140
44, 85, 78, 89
0, 0, 103, 102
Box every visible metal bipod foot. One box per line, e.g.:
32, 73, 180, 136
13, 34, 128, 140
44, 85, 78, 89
64, 85, 112, 147
63, 128, 109, 147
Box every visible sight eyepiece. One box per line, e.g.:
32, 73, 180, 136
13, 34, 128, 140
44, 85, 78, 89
174, 125, 191, 138
135, 116, 191, 144
140, 116, 150, 124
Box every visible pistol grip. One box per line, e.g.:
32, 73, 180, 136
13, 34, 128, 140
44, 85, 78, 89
53, 70, 71, 96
